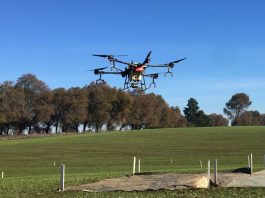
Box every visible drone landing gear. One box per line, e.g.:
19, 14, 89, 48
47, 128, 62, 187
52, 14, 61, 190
96, 74, 106, 84
164, 67, 173, 77
149, 77, 157, 88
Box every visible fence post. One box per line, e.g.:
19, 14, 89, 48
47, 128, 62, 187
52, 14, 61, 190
214, 159, 217, 185
250, 153, 253, 175
133, 156, 136, 175
60, 164, 65, 191
248, 155, 250, 168
1, 171, 3, 179
200, 161, 202, 169
138, 158, 141, 173
207, 160, 211, 187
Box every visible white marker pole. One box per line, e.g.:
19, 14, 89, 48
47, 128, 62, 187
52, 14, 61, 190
1, 171, 3, 179
138, 158, 141, 173
250, 153, 253, 175
247, 155, 249, 167
207, 160, 211, 187
200, 161, 202, 169
133, 156, 136, 175
54, 161, 56, 167
60, 164, 65, 191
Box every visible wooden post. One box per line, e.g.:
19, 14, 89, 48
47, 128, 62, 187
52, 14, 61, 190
138, 158, 141, 173
248, 155, 250, 168
1, 171, 3, 179
207, 160, 211, 187
214, 159, 217, 185
133, 156, 136, 175
60, 164, 65, 191
250, 153, 253, 175
200, 161, 202, 169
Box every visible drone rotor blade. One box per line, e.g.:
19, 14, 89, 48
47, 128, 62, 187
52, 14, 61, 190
88, 67, 109, 72
92, 54, 109, 58
142, 50, 152, 64
114, 55, 128, 57
171, 58, 186, 64
92, 54, 128, 58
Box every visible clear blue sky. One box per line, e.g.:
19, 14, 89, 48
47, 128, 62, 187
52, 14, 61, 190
1, 0, 265, 115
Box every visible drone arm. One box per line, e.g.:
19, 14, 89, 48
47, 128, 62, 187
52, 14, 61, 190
147, 65, 168, 68
95, 71, 122, 75
115, 59, 136, 67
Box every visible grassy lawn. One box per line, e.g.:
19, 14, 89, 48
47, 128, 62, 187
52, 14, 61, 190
1, 126, 265, 197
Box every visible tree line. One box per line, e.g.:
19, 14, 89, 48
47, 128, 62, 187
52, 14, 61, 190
0, 73, 187, 135
0, 74, 264, 135
183, 93, 265, 127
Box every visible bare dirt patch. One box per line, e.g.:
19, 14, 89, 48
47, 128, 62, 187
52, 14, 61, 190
66, 170, 265, 192
66, 173, 208, 192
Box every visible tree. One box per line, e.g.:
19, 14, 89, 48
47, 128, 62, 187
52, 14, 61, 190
196, 110, 210, 127
223, 93, 252, 126
108, 89, 132, 131
34, 90, 55, 133
208, 114, 228, 126
87, 83, 113, 132
159, 106, 187, 128
260, 114, 265, 125
15, 73, 49, 134
64, 87, 88, 132
52, 88, 66, 133
237, 111, 262, 126
183, 98, 199, 126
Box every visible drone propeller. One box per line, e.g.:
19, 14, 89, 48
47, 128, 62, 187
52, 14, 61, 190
167, 58, 186, 67
88, 67, 108, 71
92, 54, 128, 59
142, 51, 152, 65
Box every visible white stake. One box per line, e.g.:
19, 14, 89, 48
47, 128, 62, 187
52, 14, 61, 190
200, 161, 202, 169
133, 156, 136, 175
138, 158, 141, 173
170, 157, 173, 164
1, 171, 3, 179
54, 161, 56, 167
250, 153, 253, 174
207, 160, 211, 187
60, 164, 65, 191
248, 155, 250, 168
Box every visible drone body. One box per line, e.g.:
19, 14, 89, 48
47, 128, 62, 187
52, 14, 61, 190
91, 51, 185, 91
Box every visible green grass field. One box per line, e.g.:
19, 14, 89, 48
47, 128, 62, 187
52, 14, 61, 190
1, 126, 265, 197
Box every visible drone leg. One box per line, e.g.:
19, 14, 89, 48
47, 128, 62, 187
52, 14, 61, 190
110, 60, 115, 71
141, 75, 147, 91
164, 67, 173, 77
148, 77, 157, 88
96, 74, 106, 84
123, 75, 129, 90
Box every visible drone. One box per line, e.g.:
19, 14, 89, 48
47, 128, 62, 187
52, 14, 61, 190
90, 51, 185, 91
